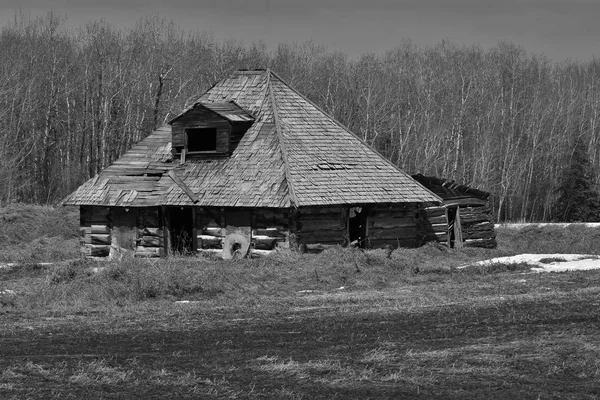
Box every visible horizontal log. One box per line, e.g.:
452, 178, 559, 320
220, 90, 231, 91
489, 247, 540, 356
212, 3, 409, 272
424, 207, 446, 218
298, 234, 345, 245
299, 207, 344, 215
139, 227, 162, 237
79, 224, 110, 234
424, 215, 448, 225
297, 220, 344, 231
460, 214, 491, 224
369, 227, 418, 240
202, 227, 225, 237
462, 231, 496, 240
81, 244, 110, 257
253, 228, 287, 237
135, 247, 162, 257
252, 236, 285, 250
198, 235, 222, 249
82, 234, 111, 245
443, 198, 488, 207
139, 236, 162, 247
369, 220, 417, 230
368, 210, 416, 221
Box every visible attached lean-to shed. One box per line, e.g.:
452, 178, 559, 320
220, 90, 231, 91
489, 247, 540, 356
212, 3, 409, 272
63, 69, 443, 259
411, 174, 497, 248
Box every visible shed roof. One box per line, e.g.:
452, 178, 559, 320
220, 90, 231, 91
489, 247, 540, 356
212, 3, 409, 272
411, 174, 491, 200
63, 70, 441, 208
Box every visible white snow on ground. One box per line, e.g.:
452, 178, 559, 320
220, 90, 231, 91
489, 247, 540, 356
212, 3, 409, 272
461, 253, 600, 273
496, 222, 600, 229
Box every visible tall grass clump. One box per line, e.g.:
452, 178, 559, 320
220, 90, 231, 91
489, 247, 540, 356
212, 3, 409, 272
0, 204, 79, 262
497, 224, 600, 255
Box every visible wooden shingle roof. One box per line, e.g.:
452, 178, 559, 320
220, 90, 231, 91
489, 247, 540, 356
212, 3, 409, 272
63, 70, 440, 208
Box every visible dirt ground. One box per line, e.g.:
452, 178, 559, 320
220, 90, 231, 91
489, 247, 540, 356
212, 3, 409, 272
2, 291, 600, 399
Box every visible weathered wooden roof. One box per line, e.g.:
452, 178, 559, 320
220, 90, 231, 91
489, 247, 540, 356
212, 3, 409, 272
169, 100, 254, 124
61, 125, 176, 207
411, 174, 491, 200
64, 70, 441, 208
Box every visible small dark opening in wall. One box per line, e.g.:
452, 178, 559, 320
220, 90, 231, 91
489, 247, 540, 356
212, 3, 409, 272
187, 128, 217, 152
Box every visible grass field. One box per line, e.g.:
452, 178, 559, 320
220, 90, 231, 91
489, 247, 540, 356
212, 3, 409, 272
1, 205, 600, 399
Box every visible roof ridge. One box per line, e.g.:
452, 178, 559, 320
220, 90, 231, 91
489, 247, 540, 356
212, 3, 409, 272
267, 69, 299, 208
267, 70, 441, 203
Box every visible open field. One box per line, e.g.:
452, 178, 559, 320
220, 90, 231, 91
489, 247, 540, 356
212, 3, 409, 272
2, 204, 600, 398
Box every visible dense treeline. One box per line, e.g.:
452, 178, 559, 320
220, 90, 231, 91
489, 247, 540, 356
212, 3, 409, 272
1, 13, 600, 221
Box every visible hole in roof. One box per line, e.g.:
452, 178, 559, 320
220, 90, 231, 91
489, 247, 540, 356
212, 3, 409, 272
315, 162, 350, 171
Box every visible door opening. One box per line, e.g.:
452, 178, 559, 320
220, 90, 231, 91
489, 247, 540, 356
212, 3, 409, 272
446, 206, 463, 248
348, 206, 368, 248
169, 207, 193, 254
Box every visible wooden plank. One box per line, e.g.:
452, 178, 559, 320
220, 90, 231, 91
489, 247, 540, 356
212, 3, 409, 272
453, 208, 464, 248
369, 220, 416, 230
192, 207, 198, 253
368, 227, 418, 240
443, 198, 488, 207
135, 247, 162, 257
424, 215, 448, 225
252, 236, 285, 250
90, 234, 111, 245
298, 230, 345, 244
253, 228, 287, 237
198, 235, 222, 249
167, 170, 199, 203
139, 227, 161, 237
161, 206, 170, 257
139, 236, 162, 247
91, 224, 110, 234
297, 219, 344, 231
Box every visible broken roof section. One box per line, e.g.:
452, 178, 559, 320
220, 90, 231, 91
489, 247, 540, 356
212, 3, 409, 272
63, 69, 441, 208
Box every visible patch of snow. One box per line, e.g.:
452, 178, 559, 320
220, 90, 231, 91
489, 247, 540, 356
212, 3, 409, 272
461, 253, 600, 273
496, 222, 600, 229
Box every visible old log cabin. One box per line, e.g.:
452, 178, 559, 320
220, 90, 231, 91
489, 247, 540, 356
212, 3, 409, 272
411, 174, 497, 249
63, 69, 443, 259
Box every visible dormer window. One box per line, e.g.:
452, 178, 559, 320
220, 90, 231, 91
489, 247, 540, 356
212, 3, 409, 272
187, 128, 217, 152
169, 100, 255, 159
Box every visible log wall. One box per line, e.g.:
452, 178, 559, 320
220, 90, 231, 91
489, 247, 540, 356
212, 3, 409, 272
252, 209, 290, 250
196, 208, 225, 252
80, 206, 111, 257
135, 207, 164, 257
295, 207, 346, 247
80, 206, 164, 258
456, 204, 496, 248
368, 204, 425, 248
418, 205, 450, 246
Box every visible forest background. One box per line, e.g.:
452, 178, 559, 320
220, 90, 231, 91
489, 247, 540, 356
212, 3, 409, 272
2, 13, 600, 222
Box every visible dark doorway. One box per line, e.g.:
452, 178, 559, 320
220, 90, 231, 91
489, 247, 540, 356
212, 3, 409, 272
169, 207, 193, 254
447, 206, 463, 248
348, 207, 368, 248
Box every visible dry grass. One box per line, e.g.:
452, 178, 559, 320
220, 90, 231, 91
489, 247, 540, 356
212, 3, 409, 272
3, 206, 600, 398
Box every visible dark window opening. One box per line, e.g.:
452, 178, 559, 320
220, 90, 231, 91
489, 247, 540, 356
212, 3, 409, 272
186, 128, 217, 152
